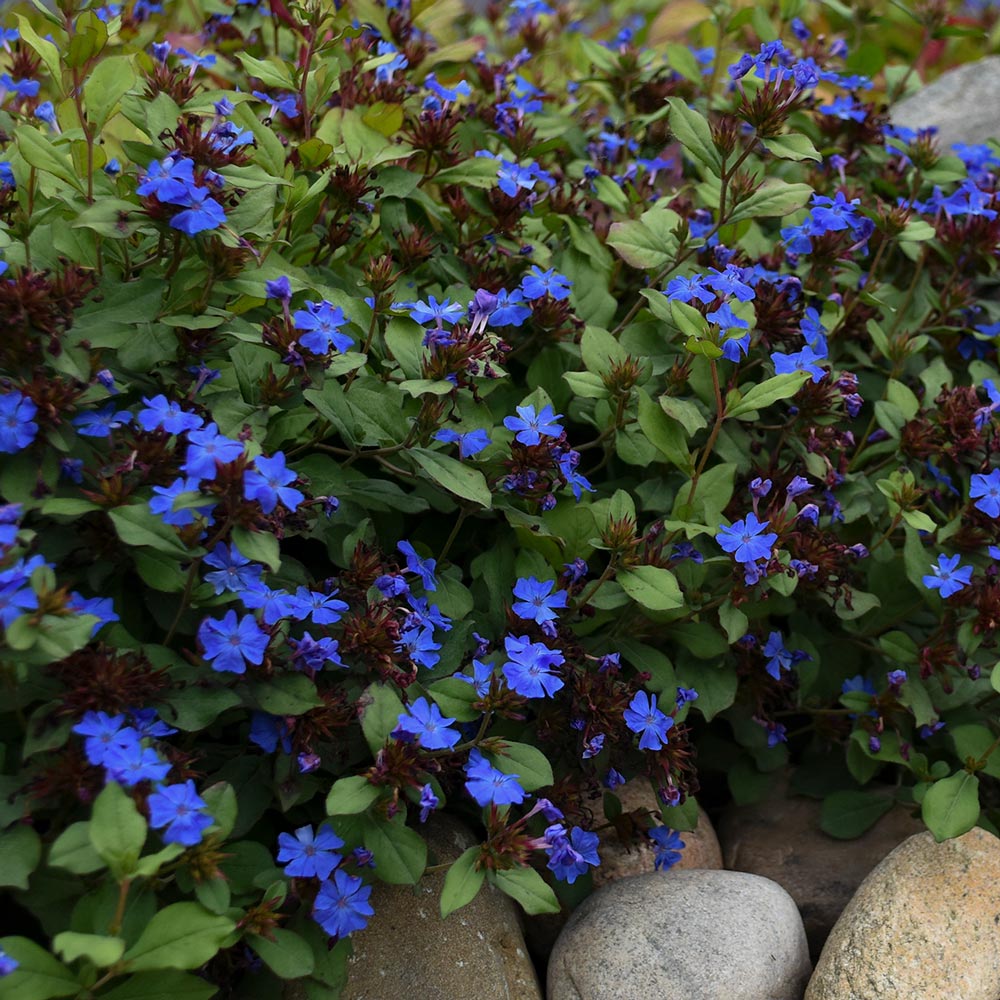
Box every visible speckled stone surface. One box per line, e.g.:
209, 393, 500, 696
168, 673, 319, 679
338, 816, 542, 1000
719, 794, 924, 958
592, 784, 722, 888
892, 57, 1000, 150
805, 827, 1000, 1000
547, 870, 811, 1000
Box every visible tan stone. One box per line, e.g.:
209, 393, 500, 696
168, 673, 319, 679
338, 816, 542, 1000
593, 781, 722, 887
805, 827, 1000, 1000
718, 793, 924, 957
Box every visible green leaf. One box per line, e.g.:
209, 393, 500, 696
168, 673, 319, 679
249, 929, 315, 980
99, 972, 218, 1000
133, 844, 185, 878
0, 937, 79, 1000
490, 866, 560, 915
898, 678, 935, 728
363, 817, 427, 884
326, 775, 381, 815
53, 932, 126, 968
14, 127, 84, 194
427, 676, 482, 722
231, 525, 281, 572
951, 724, 1000, 779
727, 180, 814, 225
992, 662, 1000, 695
360, 683, 407, 754
580, 326, 627, 376
0, 825, 41, 890
83, 55, 137, 130
606, 219, 673, 269
108, 505, 193, 558
14, 16, 62, 93
49, 822, 105, 874
921, 771, 980, 842
237, 52, 296, 89
637, 390, 692, 472
409, 448, 492, 508
89, 782, 147, 877
665, 98, 722, 175
762, 133, 821, 162
670, 298, 711, 340
617, 565, 684, 611
726, 372, 809, 418
718, 600, 748, 644
247, 674, 322, 716
901, 509, 935, 532
486, 742, 553, 793
676, 662, 737, 720
440, 846, 485, 918
122, 903, 236, 972
819, 790, 893, 839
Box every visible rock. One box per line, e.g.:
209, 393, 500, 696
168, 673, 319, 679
805, 826, 1000, 1000
593, 783, 722, 887
719, 793, 924, 957
892, 56, 1000, 151
547, 870, 812, 1000
339, 816, 542, 1000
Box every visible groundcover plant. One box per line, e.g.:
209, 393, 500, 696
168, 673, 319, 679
0, 0, 999, 993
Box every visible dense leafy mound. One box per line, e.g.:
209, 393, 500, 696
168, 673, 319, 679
0, 0, 999, 995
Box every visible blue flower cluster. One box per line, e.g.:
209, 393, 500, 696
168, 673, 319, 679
137, 155, 226, 236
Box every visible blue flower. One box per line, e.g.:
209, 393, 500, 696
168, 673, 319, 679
502, 634, 565, 697
398, 540, 437, 591
104, 742, 171, 786
289, 632, 343, 671
704, 264, 755, 302
396, 625, 441, 669
520, 266, 572, 302
245, 452, 305, 514
149, 476, 212, 527
922, 553, 973, 599
293, 300, 354, 354
457, 659, 494, 697
649, 827, 685, 870
511, 576, 568, 624
0, 947, 18, 977
183, 422, 244, 480
198, 610, 270, 674
277, 823, 344, 879
72, 404, 132, 437
772, 345, 827, 383
286, 587, 349, 626
176, 47, 217, 69
546, 825, 600, 883
67, 593, 120, 636
72, 711, 139, 766
395, 697, 461, 750
249, 712, 293, 753
623, 690, 674, 750
137, 394, 203, 434
0, 391, 38, 453
434, 427, 491, 459
487, 288, 532, 327
715, 513, 777, 564
665, 273, 715, 304
170, 186, 226, 235
464, 748, 526, 806
252, 89, 300, 118
970, 469, 1000, 517
265, 276, 292, 301
203, 542, 264, 595
419, 783, 439, 822
313, 870, 374, 938
762, 631, 793, 680
399, 294, 465, 327
504, 404, 564, 446
148, 780, 213, 846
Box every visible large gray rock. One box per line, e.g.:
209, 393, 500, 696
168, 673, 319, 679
892, 57, 1000, 151
547, 870, 811, 1000
719, 793, 923, 958
339, 817, 542, 1000
806, 827, 1000, 1000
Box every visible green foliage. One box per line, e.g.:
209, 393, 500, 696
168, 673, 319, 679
1, 0, 999, 994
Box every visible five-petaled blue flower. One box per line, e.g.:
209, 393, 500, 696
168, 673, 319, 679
546, 825, 600, 883
398, 540, 437, 591
0, 391, 38, 454
649, 826, 685, 870
504, 404, 564, 446
277, 823, 344, 879
623, 690, 674, 750
313, 869, 375, 939
970, 469, 1000, 518
502, 634, 565, 698
203, 542, 263, 596
922, 553, 973, 599
137, 394, 203, 434
762, 631, 793, 680
716, 513, 778, 564
511, 576, 568, 624
395, 697, 461, 750
465, 748, 526, 806
520, 266, 572, 301
147, 780, 213, 846
72, 405, 132, 438
293, 300, 354, 355
198, 610, 270, 674
183, 422, 244, 480
245, 452, 305, 514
